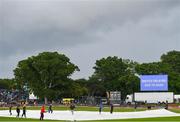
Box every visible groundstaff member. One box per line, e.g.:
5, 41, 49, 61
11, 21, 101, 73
16, 105, 20, 118
21, 104, 26, 118
40, 105, 46, 120
70, 102, 75, 115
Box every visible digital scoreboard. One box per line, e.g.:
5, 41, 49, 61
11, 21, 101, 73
140, 75, 168, 91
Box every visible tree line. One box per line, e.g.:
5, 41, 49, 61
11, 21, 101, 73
0, 50, 180, 103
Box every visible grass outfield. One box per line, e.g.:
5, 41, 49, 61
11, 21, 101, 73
0, 116, 180, 122
169, 108, 180, 113
0, 106, 146, 112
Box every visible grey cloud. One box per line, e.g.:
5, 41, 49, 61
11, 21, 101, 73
0, 0, 180, 78
1, 0, 180, 57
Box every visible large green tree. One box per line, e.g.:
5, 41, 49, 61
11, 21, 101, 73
14, 52, 79, 104
92, 56, 139, 100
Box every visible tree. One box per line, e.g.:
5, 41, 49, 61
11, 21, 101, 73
161, 50, 180, 74
60, 79, 88, 98
73, 79, 89, 97
135, 62, 170, 75
0, 79, 16, 90
93, 56, 128, 81
114, 74, 140, 100
161, 50, 180, 93
86, 75, 106, 97
70, 82, 88, 98
92, 56, 139, 100
14, 52, 79, 104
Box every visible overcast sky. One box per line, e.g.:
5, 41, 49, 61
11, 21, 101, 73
0, 0, 180, 79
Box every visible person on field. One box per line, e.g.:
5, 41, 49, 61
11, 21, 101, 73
40, 105, 46, 120
21, 104, 26, 118
99, 102, 103, 114
134, 101, 137, 110
110, 103, 114, 114
70, 102, 75, 115
9, 104, 12, 116
165, 100, 168, 110
16, 105, 20, 118
48, 104, 53, 113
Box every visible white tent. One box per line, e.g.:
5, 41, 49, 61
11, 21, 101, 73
29, 93, 38, 100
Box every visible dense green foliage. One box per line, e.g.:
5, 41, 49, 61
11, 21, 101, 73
0, 79, 16, 90
91, 57, 139, 100
161, 51, 180, 94
87, 50, 180, 99
0, 50, 178, 103
13, 52, 79, 102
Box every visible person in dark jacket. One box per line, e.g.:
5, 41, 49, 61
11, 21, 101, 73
9, 104, 12, 116
48, 104, 53, 113
70, 103, 75, 115
165, 100, 168, 110
110, 103, 114, 114
16, 105, 20, 118
99, 102, 103, 114
21, 104, 26, 118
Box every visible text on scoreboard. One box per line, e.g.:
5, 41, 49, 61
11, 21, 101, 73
140, 75, 168, 91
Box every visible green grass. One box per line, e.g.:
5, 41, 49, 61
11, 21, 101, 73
0, 106, 146, 112
169, 108, 180, 113
0, 117, 36, 121
0, 116, 180, 122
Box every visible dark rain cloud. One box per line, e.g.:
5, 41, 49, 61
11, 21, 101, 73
0, 0, 180, 78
